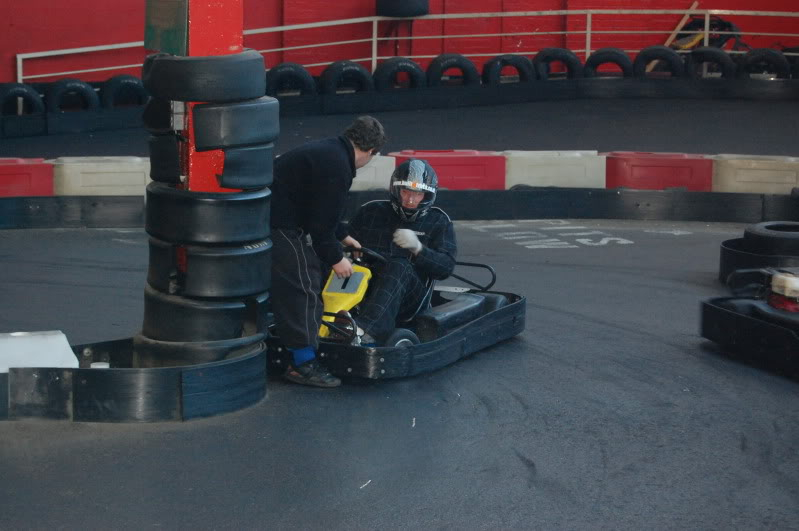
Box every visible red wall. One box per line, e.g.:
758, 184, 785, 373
565, 0, 799, 62
2, 0, 797, 83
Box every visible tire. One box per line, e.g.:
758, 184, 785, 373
142, 97, 173, 133
45, 78, 100, 112
319, 60, 374, 94
633, 46, 685, 78
133, 332, 265, 368
740, 48, 791, 79
373, 57, 426, 90
265, 62, 316, 97
743, 222, 799, 255
583, 47, 633, 78
376, 0, 428, 17
145, 183, 271, 244
143, 49, 266, 103
533, 48, 583, 79
426, 53, 480, 87
148, 133, 181, 184
0, 83, 44, 115
684, 47, 737, 79
218, 143, 275, 190
481, 54, 536, 84
192, 96, 280, 151
383, 328, 420, 347
101, 74, 149, 108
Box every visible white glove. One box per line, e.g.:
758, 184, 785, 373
393, 229, 423, 255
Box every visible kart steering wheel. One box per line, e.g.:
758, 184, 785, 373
344, 245, 387, 264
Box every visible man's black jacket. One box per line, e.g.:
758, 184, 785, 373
270, 136, 355, 266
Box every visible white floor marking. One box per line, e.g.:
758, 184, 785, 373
497, 231, 547, 239
525, 241, 579, 249
575, 237, 634, 246
644, 229, 693, 235
469, 223, 518, 232
558, 230, 608, 236
466, 220, 635, 249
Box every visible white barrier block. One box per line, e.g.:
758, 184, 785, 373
712, 154, 799, 194
0, 331, 78, 373
503, 150, 606, 189
49, 156, 151, 196
351, 155, 395, 191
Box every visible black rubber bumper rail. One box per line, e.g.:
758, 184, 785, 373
1, 337, 267, 422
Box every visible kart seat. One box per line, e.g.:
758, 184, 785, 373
415, 293, 485, 342
398, 278, 435, 324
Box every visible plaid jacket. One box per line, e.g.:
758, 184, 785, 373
347, 200, 457, 281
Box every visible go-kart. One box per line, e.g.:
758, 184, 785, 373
267, 247, 526, 379
701, 267, 799, 376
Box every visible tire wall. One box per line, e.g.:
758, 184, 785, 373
4, 0, 796, 82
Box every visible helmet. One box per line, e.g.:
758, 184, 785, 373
390, 159, 438, 222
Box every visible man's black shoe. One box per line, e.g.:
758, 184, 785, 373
283, 359, 341, 388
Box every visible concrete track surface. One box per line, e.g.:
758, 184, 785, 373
1, 221, 798, 530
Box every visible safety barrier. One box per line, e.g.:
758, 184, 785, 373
712, 154, 799, 195
390, 149, 506, 190
504, 150, 606, 190
604, 151, 713, 191
351, 154, 395, 191
49, 156, 151, 195
0, 158, 54, 197
5, 151, 799, 199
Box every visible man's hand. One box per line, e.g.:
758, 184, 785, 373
393, 229, 423, 255
332, 257, 354, 278
341, 235, 362, 259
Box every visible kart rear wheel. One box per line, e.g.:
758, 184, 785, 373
384, 328, 420, 347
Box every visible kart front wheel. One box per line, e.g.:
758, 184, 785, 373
384, 328, 420, 348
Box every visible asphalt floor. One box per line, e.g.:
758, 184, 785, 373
1, 99, 799, 529
1, 221, 799, 529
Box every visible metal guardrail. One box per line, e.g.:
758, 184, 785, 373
15, 9, 799, 83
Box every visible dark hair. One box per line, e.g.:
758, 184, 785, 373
343, 115, 386, 153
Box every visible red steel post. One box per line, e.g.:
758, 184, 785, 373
183, 0, 244, 192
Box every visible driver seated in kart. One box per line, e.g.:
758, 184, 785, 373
345, 158, 457, 345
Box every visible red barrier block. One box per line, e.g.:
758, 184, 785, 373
0, 158, 54, 197
604, 151, 713, 192
389, 150, 506, 190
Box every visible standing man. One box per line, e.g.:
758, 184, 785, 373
270, 116, 386, 387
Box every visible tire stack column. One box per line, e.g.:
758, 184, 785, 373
136, 0, 278, 368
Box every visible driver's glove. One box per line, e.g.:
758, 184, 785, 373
393, 229, 423, 255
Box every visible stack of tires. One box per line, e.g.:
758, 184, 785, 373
138, 49, 276, 368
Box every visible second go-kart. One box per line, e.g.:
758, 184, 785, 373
702, 267, 799, 376
267, 246, 526, 379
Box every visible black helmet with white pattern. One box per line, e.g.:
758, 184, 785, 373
389, 159, 438, 222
